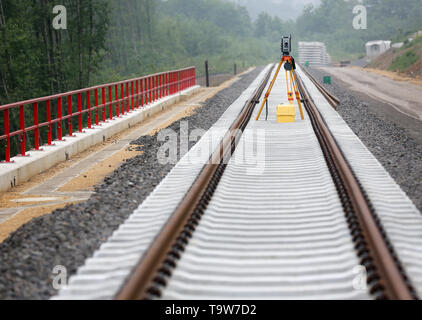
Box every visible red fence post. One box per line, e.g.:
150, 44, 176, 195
151, 77, 154, 102
78, 93, 82, 132
68, 96, 73, 137
166, 73, 169, 96
120, 83, 125, 115
161, 74, 164, 98
102, 87, 106, 122
152, 76, 155, 102
46, 100, 52, 145
172, 71, 174, 92
87, 91, 92, 128
131, 81, 134, 111
155, 76, 158, 102
94, 88, 99, 125
58, 97, 63, 140
157, 75, 160, 99
140, 79, 144, 107
163, 73, 167, 97
136, 80, 139, 109
3, 109, 10, 162
148, 77, 152, 103
144, 78, 147, 105
33, 102, 39, 150
109, 86, 113, 120
19, 105, 25, 156
115, 85, 119, 118
155, 75, 158, 100
125, 82, 129, 113
147, 78, 149, 103
176, 71, 178, 93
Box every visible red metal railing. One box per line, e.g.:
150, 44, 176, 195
0, 67, 196, 163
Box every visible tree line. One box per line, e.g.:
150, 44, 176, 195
0, 0, 108, 104
0, 0, 421, 159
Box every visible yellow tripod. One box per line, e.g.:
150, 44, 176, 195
256, 56, 305, 121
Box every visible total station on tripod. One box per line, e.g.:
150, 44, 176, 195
281, 35, 291, 56
256, 35, 305, 122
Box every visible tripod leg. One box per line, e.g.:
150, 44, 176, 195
256, 60, 283, 121
266, 100, 268, 121
286, 69, 295, 104
292, 70, 305, 120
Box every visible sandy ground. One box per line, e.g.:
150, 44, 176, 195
0, 70, 249, 243
319, 66, 422, 121
58, 147, 143, 192
196, 73, 234, 87
364, 67, 422, 86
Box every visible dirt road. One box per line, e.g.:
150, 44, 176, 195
319, 67, 422, 121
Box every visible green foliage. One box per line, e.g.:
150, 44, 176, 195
0, 0, 109, 103
0, 0, 109, 159
388, 50, 420, 72
1, 0, 422, 160
293, 0, 422, 61
95, 0, 278, 82
403, 35, 422, 49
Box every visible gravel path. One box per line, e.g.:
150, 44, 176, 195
305, 67, 422, 213
0, 67, 264, 300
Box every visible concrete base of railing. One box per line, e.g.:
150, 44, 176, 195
0, 85, 200, 193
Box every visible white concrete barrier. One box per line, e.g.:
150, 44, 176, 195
0, 85, 200, 193
299, 42, 331, 66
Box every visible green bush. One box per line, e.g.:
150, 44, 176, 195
388, 50, 420, 72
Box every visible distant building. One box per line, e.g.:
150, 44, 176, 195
298, 42, 331, 66
392, 42, 404, 49
412, 30, 422, 38
365, 40, 391, 59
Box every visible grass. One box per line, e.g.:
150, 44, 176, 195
388, 49, 419, 72
403, 35, 422, 49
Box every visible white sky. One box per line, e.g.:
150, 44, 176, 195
228, 0, 321, 20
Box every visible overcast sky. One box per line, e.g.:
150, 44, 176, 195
227, 0, 321, 20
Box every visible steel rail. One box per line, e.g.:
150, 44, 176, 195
300, 66, 339, 110
295, 71, 417, 300
115, 66, 274, 300
115, 65, 416, 300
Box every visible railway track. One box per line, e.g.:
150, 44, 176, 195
300, 66, 339, 110
55, 65, 422, 300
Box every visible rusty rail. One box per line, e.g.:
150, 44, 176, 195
115, 65, 416, 300
115, 66, 274, 300
300, 66, 339, 110
295, 72, 416, 300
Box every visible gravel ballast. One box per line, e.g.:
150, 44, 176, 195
305, 67, 422, 213
0, 67, 264, 300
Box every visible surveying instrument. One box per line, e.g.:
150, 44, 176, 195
256, 35, 305, 122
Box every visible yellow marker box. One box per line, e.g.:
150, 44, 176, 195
276, 104, 295, 123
